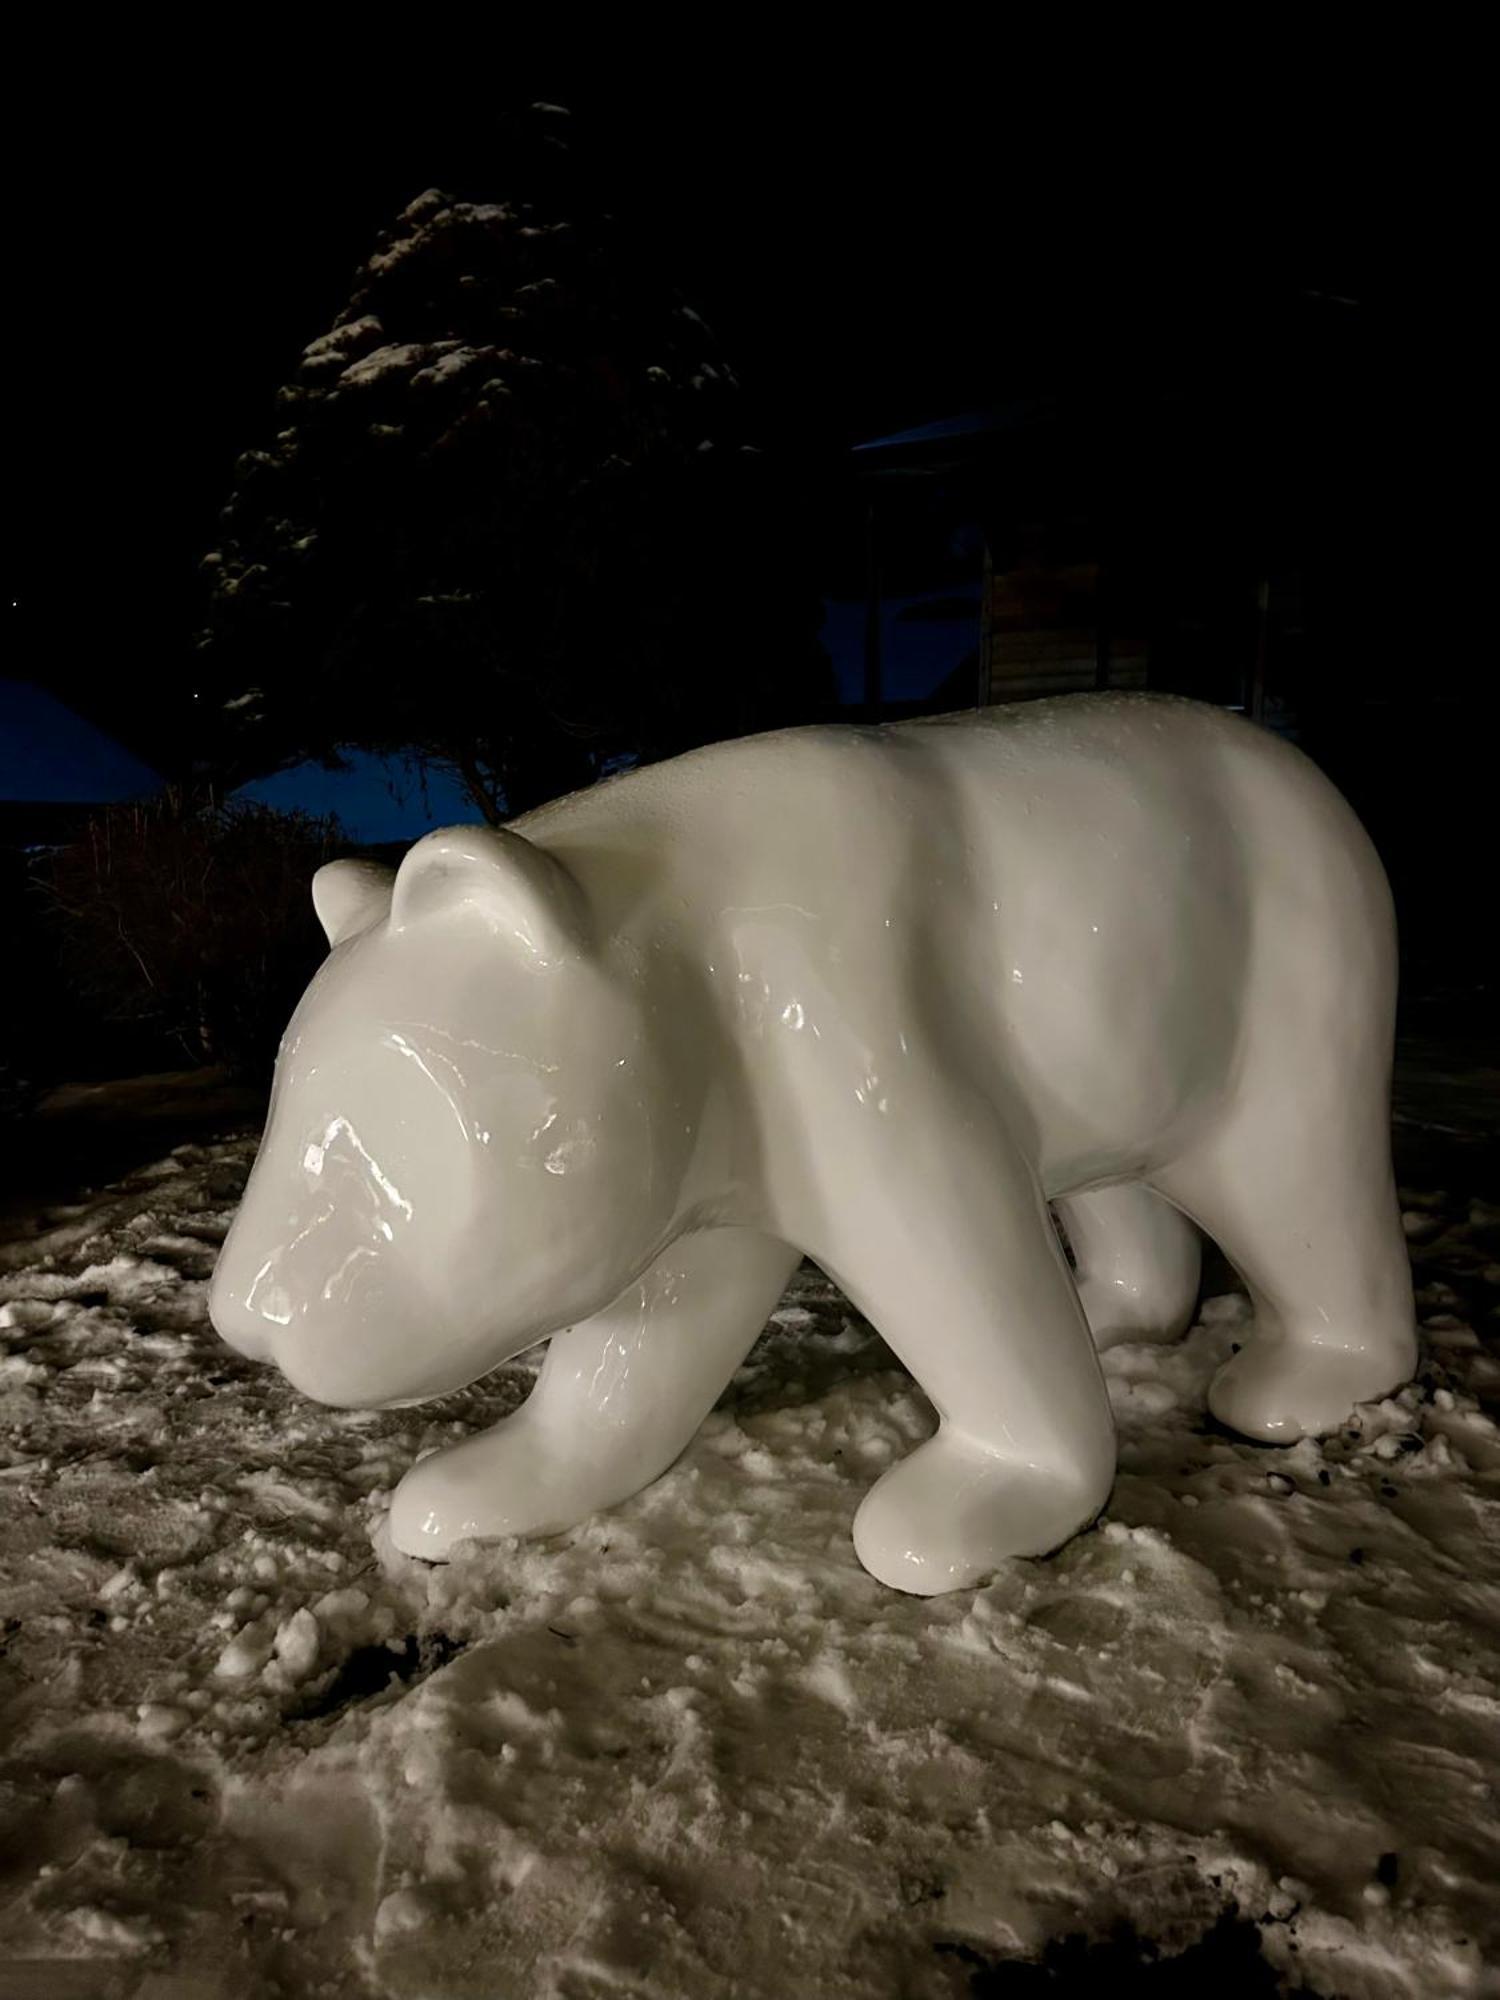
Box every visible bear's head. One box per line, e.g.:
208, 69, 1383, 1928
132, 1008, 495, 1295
210, 826, 675, 1408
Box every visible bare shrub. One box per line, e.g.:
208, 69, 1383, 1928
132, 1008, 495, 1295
42, 794, 343, 1081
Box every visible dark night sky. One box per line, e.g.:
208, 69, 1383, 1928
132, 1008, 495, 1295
8, 68, 1464, 765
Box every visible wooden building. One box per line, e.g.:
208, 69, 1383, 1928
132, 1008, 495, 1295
848, 360, 1334, 731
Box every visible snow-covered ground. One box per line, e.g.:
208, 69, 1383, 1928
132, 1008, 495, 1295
0, 1134, 1497, 1998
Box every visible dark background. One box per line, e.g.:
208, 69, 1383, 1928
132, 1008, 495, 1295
12, 78, 1456, 720
6, 68, 1487, 999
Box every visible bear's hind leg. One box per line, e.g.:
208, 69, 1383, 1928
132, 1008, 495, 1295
1055, 1184, 1201, 1350
387, 1228, 798, 1560
1155, 1092, 1416, 1442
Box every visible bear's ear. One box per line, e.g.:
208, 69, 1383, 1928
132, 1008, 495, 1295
312, 859, 395, 949
389, 826, 586, 967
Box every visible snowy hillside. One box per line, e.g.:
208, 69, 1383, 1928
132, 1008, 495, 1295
0, 1138, 1497, 1998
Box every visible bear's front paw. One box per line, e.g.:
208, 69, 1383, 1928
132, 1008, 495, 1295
851, 1430, 1109, 1596
388, 1418, 616, 1561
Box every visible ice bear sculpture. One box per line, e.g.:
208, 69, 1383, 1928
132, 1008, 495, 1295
210, 694, 1416, 1593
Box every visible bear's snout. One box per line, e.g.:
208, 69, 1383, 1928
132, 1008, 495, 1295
209, 1195, 475, 1411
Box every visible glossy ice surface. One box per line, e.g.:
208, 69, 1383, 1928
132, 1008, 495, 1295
210, 694, 1417, 1592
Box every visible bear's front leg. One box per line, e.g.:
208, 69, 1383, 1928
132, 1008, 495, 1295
802, 1097, 1117, 1595
387, 1228, 799, 1560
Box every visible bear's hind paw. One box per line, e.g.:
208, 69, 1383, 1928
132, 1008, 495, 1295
1208, 1331, 1418, 1443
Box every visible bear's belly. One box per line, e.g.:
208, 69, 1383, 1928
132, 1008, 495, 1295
718, 887, 1241, 1210
637, 699, 1260, 1207
983, 912, 1244, 1195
